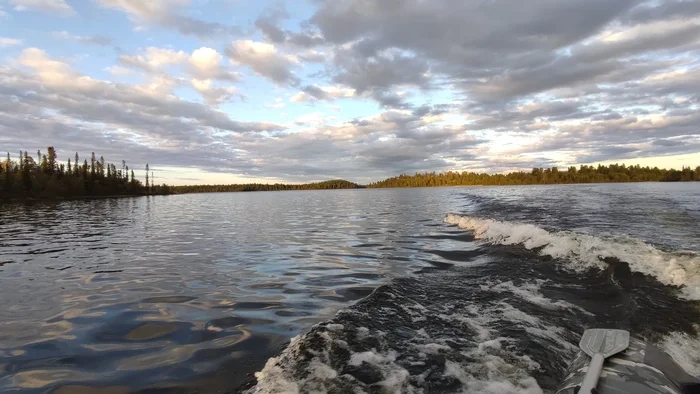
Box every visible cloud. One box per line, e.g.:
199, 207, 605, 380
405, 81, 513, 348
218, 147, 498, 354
95, 0, 238, 37
226, 40, 300, 86
0, 37, 22, 47
52, 31, 113, 46
290, 85, 355, 102
191, 78, 240, 105
119, 47, 189, 71
254, 10, 325, 48
264, 98, 286, 109
10, 0, 74, 15
3, 1, 700, 183
188, 46, 239, 82
119, 46, 240, 82
1, 48, 282, 172
104, 65, 133, 76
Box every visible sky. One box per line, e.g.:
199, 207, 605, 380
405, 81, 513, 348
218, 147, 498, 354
0, 0, 699, 185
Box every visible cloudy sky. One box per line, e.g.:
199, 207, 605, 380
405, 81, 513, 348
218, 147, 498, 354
0, 0, 699, 185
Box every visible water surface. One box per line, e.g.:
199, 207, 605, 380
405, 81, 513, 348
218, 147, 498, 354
0, 184, 698, 393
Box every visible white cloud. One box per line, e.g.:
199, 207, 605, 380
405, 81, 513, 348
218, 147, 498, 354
290, 92, 309, 103
264, 98, 286, 109
190, 47, 221, 74
188, 47, 239, 82
120, 47, 189, 71
226, 40, 299, 85
191, 78, 239, 105
53, 31, 113, 46
19, 47, 77, 85
95, 0, 234, 37
0, 37, 22, 47
120, 46, 239, 82
10, 0, 74, 15
104, 65, 133, 76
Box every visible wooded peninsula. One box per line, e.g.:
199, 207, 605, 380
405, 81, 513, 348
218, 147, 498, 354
1, 147, 698, 200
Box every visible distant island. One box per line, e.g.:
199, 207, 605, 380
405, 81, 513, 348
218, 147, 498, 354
170, 180, 362, 194
0, 147, 698, 200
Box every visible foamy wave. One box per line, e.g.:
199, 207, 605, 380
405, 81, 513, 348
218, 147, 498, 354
445, 214, 700, 300
661, 329, 700, 377
251, 300, 552, 394
483, 280, 593, 315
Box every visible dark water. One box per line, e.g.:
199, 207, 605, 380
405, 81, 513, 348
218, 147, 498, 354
0, 184, 698, 393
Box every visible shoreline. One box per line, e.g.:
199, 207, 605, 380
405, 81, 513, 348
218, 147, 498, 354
2, 179, 697, 202
0, 193, 170, 203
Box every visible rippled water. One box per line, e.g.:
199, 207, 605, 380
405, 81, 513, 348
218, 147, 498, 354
0, 184, 699, 393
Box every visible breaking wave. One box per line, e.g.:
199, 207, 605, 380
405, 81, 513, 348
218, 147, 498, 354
445, 214, 700, 300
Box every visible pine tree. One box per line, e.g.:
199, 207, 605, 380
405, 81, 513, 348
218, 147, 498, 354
67, 158, 72, 176
74, 153, 79, 174
5, 152, 10, 175
90, 152, 96, 178
47, 146, 57, 174
145, 163, 150, 188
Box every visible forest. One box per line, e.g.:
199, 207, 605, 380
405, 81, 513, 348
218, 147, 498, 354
0, 147, 170, 199
170, 179, 362, 194
367, 164, 700, 188
2, 148, 698, 201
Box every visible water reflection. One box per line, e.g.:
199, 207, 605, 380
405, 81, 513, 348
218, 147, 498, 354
0, 189, 470, 392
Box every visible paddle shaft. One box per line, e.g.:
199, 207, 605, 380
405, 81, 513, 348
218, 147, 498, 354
579, 353, 605, 394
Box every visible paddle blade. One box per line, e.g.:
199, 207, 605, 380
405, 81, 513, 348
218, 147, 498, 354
579, 329, 630, 358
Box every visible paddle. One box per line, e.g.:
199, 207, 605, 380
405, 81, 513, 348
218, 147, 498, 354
578, 328, 630, 394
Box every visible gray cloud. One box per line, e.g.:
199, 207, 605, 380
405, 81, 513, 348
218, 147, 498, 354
225, 40, 300, 86
4, 0, 700, 184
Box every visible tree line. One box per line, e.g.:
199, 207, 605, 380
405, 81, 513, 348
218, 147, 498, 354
171, 179, 362, 194
2, 149, 697, 200
0, 147, 170, 200
367, 164, 700, 188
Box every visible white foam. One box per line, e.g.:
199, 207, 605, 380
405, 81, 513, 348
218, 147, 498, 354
484, 280, 593, 315
253, 298, 552, 394
446, 214, 700, 299
417, 343, 451, 354
253, 336, 303, 394
661, 330, 700, 377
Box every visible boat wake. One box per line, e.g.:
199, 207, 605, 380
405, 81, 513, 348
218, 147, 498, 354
445, 214, 700, 300
246, 212, 700, 393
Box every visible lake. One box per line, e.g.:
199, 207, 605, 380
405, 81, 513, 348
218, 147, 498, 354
1, 183, 699, 393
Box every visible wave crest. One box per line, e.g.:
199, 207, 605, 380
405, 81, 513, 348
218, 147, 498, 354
445, 214, 700, 300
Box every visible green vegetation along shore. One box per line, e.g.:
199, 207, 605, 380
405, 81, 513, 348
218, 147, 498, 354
367, 164, 700, 188
170, 180, 362, 194
0, 147, 169, 200
1, 147, 698, 201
